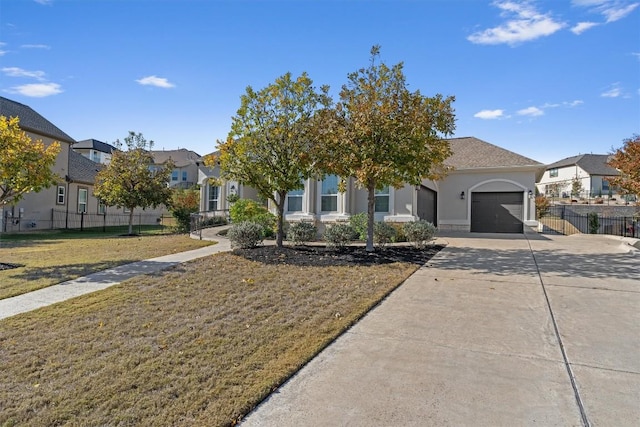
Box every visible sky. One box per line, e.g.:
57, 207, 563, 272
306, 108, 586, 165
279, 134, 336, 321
1, 0, 639, 165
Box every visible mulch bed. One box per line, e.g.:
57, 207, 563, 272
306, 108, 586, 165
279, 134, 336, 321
233, 244, 444, 267
0, 263, 21, 271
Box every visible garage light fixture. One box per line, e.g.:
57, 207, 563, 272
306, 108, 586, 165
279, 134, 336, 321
460, 191, 465, 200
528, 190, 533, 199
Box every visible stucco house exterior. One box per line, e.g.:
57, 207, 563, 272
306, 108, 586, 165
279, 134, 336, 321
72, 139, 117, 165
151, 148, 201, 189
197, 137, 543, 233
536, 154, 620, 199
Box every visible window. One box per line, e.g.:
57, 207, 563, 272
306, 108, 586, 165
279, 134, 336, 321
91, 151, 101, 163
171, 170, 179, 181
78, 188, 88, 213
208, 185, 219, 211
56, 186, 65, 205
602, 179, 609, 192
374, 186, 390, 212
321, 175, 338, 212
549, 168, 558, 178
182, 171, 188, 182
287, 187, 304, 212
98, 200, 106, 214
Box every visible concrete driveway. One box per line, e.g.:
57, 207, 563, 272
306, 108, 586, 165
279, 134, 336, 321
241, 232, 639, 426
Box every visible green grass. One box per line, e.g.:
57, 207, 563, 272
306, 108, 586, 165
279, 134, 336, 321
0, 231, 212, 300
0, 252, 418, 426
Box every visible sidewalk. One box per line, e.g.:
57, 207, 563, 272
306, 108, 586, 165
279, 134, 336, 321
0, 229, 229, 321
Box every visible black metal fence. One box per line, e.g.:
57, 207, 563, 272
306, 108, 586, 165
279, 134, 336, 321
189, 211, 229, 239
49, 209, 175, 233
538, 205, 639, 238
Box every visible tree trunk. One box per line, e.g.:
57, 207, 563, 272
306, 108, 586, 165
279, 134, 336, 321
366, 184, 375, 252
128, 208, 135, 235
276, 191, 286, 248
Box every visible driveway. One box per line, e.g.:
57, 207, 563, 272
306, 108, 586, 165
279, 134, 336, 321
241, 232, 639, 426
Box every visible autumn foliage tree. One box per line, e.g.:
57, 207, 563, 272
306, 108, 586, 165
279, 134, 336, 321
314, 46, 456, 251
0, 116, 61, 206
94, 132, 174, 235
169, 187, 200, 232
608, 134, 640, 202
214, 72, 330, 247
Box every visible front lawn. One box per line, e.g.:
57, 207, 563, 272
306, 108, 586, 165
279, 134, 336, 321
0, 246, 440, 426
0, 231, 212, 300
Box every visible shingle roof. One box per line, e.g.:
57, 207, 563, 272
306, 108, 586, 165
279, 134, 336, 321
0, 96, 76, 144
546, 154, 619, 176
68, 149, 103, 184
74, 139, 117, 154
445, 137, 542, 169
151, 148, 201, 167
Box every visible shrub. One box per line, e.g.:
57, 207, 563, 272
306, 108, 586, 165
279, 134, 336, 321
227, 221, 264, 249
229, 199, 276, 238
387, 222, 407, 242
169, 188, 200, 232
200, 216, 228, 228
287, 221, 317, 245
374, 221, 397, 248
588, 212, 600, 234
323, 223, 354, 248
535, 195, 550, 219
349, 212, 368, 241
403, 220, 437, 249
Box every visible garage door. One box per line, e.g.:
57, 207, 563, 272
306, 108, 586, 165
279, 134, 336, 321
471, 192, 523, 233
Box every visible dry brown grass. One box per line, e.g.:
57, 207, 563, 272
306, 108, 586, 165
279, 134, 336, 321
0, 252, 419, 426
0, 232, 212, 300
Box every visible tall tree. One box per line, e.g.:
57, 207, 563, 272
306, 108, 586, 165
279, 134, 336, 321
94, 132, 174, 235
214, 72, 329, 247
0, 116, 61, 206
608, 134, 640, 201
314, 46, 456, 251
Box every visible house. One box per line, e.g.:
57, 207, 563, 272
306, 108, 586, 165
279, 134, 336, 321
536, 154, 620, 199
151, 148, 200, 189
1, 96, 75, 231
197, 137, 543, 233
72, 138, 117, 165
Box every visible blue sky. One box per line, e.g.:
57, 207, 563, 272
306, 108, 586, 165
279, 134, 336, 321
1, 0, 638, 164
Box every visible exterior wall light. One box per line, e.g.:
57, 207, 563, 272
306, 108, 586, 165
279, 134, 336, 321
528, 190, 533, 199
460, 191, 465, 200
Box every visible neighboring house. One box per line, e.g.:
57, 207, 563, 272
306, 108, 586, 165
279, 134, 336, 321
1, 96, 75, 231
536, 154, 620, 199
151, 148, 200, 189
197, 137, 543, 233
72, 138, 117, 165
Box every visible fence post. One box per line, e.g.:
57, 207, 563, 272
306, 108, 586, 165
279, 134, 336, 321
103, 212, 107, 233
80, 211, 84, 231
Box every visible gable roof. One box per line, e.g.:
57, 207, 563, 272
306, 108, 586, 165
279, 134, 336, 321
67, 149, 103, 184
151, 148, 201, 167
546, 154, 619, 176
74, 139, 117, 154
445, 137, 542, 169
0, 96, 76, 144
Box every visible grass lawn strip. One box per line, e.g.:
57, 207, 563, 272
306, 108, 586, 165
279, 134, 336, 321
0, 251, 423, 426
0, 233, 212, 300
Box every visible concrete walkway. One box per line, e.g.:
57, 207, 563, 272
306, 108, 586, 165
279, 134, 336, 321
241, 232, 640, 426
0, 229, 230, 320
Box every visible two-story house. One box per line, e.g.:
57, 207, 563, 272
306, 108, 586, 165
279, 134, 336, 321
151, 149, 200, 189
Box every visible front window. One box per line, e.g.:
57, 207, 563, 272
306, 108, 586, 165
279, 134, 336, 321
57, 186, 65, 205
549, 168, 558, 178
171, 170, 179, 181
182, 171, 188, 182
98, 200, 106, 214
374, 186, 390, 212
287, 187, 304, 212
321, 175, 338, 212
91, 151, 101, 163
602, 179, 610, 192
208, 185, 219, 211
78, 188, 88, 213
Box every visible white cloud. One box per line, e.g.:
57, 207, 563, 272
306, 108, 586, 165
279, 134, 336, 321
567, 100, 584, 107
136, 75, 175, 88
572, 1, 639, 24
6, 82, 62, 97
601, 2, 639, 22
0, 42, 6, 56
34, 0, 52, 4
571, 21, 600, 34
2, 67, 47, 81
601, 82, 623, 97
517, 106, 544, 116
474, 109, 505, 119
468, 1, 565, 46
21, 44, 51, 49
631, 52, 640, 60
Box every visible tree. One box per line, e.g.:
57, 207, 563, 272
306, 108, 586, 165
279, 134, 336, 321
314, 46, 456, 251
0, 116, 61, 206
214, 72, 329, 247
571, 177, 583, 198
94, 132, 174, 235
608, 134, 640, 201
169, 187, 200, 232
